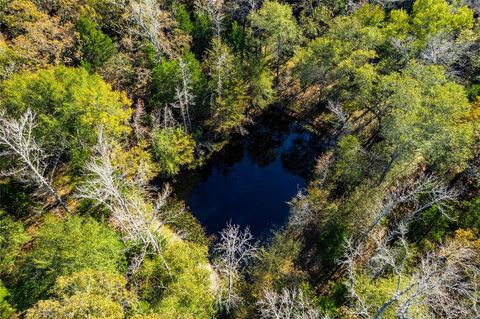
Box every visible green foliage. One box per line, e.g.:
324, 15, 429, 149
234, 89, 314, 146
134, 236, 214, 319
246, 57, 274, 109
456, 196, 480, 234
354, 4, 385, 28
407, 206, 454, 247
0, 211, 29, 275
205, 38, 248, 135
410, 0, 474, 40
249, 1, 302, 73
152, 127, 195, 176
352, 273, 429, 318
379, 63, 474, 175
162, 200, 209, 246
333, 135, 367, 187
111, 140, 160, 183
150, 59, 180, 105
15, 215, 125, 308
174, 3, 194, 34
26, 269, 138, 319
226, 21, 245, 53
150, 51, 204, 107
293, 29, 379, 109
0, 38, 24, 81
466, 83, 480, 101
315, 222, 346, 272
0, 66, 132, 167
1, 0, 480, 316
192, 10, 213, 57
250, 232, 302, 293
0, 181, 37, 219
76, 17, 116, 72
0, 281, 15, 319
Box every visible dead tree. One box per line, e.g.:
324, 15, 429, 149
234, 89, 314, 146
171, 60, 195, 132
459, 0, 480, 14
257, 288, 323, 319
224, 0, 258, 23
344, 222, 480, 319
77, 131, 170, 274
130, 0, 178, 59
365, 174, 459, 238
327, 100, 349, 134
421, 33, 474, 76
214, 222, 258, 312
213, 50, 228, 100
0, 109, 69, 213
372, 0, 407, 9
196, 0, 224, 37
132, 99, 148, 139
323, 173, 459, 287
287, 190, 318, 236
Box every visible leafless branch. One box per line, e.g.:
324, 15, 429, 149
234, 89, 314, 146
257, 288, 323, 319
76, 130, 171, 274
345, 222, 480, 319
365, 174, 458, 237
214, 222, 258, 312
327, 100, 349, 133
171, 60, 195, 132
0, 109, 69, 213
196, 0, 224, 36
130, 0, 178, 59
287, 190, 318, 236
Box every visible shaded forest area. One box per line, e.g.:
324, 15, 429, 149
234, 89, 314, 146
1, 0, 480, 318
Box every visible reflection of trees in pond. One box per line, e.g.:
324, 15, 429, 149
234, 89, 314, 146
172, 142, 244, 199
245, 130, 286, 167
245, 114, 291, 167
217, 141, 245, 174
280, 134, 319, 179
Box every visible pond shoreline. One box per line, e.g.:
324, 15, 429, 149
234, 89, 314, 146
172, 107, 328, 238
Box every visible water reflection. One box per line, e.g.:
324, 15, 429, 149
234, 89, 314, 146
180, 114, 323, 236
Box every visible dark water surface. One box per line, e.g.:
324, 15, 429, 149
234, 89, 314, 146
178, 114, 323, 237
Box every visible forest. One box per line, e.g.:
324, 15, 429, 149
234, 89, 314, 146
0, 0, 480, 317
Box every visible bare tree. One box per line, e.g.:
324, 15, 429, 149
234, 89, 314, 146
224, 0, 258, 22
77, 131, 170, 273
389, 37, 414, 63
327, 100, 349, 134
257, 288, 323, 319
0, 109, 69, 213
287, 190, 317, 236
130, 0, 179, 59
458, 0, 480, 14
196, 0, 225, 37
420, 33, 474, 76
214, 222, 258, 312
132, 99, 149, 139
345, 222, 480, 319
152, 105, 177, 130
345, 0, 363, 13
212, 49, 228, 100
171, 60, 195, 132
344, 224, 412, 319
322, 174, 459, 289
313, 152, 333, 187
364, 174, 458, 238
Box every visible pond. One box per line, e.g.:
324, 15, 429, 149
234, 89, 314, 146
177, 112, 325, 237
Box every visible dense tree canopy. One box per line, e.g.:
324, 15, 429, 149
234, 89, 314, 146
15, 215, 125, 308
0, 0, 480, 318
0, 66, 132, 166
26, 269, 137, 319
